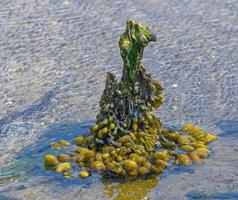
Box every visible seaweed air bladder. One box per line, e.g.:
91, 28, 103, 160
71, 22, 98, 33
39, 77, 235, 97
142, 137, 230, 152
44, 20, 218, 179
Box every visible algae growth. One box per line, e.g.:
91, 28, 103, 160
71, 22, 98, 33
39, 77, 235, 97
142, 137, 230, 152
44, 20, 218, 179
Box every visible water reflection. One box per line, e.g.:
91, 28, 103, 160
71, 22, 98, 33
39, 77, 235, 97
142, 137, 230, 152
186, 191, 238, 200
0, 91, 56, 134
216, 120, 238, 138
103, 176, 158, 200
0, 121, 95, 192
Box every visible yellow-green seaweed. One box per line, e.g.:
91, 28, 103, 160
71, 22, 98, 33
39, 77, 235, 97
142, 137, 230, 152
79, 171, 90, 178
44, 20, 218, 180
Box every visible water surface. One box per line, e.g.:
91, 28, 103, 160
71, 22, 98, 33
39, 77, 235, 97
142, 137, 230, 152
0, 0, 238, 199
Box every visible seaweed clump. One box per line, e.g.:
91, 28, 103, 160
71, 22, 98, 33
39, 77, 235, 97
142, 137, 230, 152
44, 20, 218, 179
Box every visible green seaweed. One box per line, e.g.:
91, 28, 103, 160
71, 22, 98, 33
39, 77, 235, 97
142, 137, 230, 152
120, 20, 156, 89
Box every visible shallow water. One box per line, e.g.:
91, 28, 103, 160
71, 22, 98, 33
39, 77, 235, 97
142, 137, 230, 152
0, 0, 238, 199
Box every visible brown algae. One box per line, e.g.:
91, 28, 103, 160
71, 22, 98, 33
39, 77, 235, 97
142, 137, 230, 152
43, 20, 218, 179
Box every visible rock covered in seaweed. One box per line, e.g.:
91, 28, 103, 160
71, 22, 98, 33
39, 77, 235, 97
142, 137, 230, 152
43, 20, 218, 179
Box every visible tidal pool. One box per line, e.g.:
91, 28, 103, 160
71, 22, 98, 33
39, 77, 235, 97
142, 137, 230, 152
0, 0, 238, 200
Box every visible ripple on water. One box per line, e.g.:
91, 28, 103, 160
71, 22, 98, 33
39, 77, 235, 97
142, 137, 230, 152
0, 0, 238, 199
